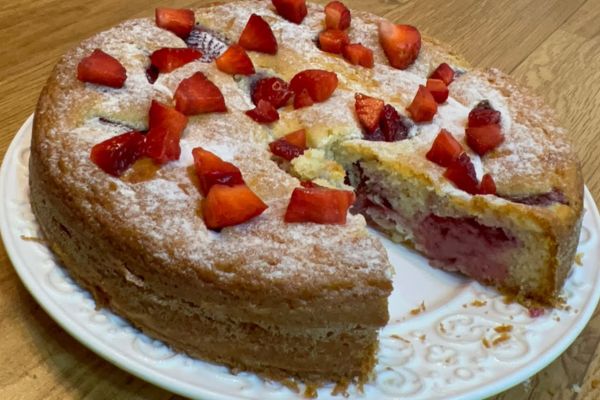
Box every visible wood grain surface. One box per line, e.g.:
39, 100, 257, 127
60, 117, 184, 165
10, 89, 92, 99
0, 0, 599, 399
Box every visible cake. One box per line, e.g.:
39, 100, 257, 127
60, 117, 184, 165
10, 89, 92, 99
29, 0, 583, 388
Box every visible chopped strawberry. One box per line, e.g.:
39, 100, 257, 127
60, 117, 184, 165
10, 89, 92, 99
324, 1, 351, 30
239, 14, 278, 54
269, 129, 307, 160
406, 85, 437, 122
155, 8, 195, 39
465, 124, 504, 156
342, 43, 374, 68
426, 129, 463, 167
318, 29, 350, 54
289, 69, 338, 102
150, 48, 202, 73
215, 44, 255, 75
285, 186, 355, 224
251, 77, 292, 108
354, 93, 384, 133
272, 0, 307, 24
425, 78, 449, 103
378, 20, 421, 70
479, 173, 497, 195
202, 184, 268, 230
145, 101, 188, 164
245, 99, 280, 123
468, 100, 501, 127
429, 63, 455, 86
192, 147, 244, 195
293, 88, 314, 109
444, 153, 479, 194
77, 49, 127, 88
380, 104, 410, 141
174, 72, 227, 115
90, 131, 146, 176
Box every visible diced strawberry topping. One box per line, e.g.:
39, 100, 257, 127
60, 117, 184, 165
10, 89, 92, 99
324, 1, 351, 30
150, 48, 202, 73
289, 69, 338, 102
272, 0, 307, 24
245, 99, 280, 123
380, 104, 410, 141
251, 77, 292, 109
465, 124, 504, 156
406, 85, 437, 122
239, 14, 278, 55
479, 173, 497, 195
444, 153, 479, 194
293, 88, 314, 109
215, 44, 255, 75
429, 63, 455, 86
468, 100, 501, 127
318, 29, 350, 54
378, 20, 421, 70
90, 131, 146, 177
145, 100, 188, 164
155, 8, 195, 39
174, 72, 227, 115
202, 184, 268, 230
426, 129, 463, 167
269, 129, 307, 160
284, 186, 355, 224
342, 43, 374, 68
425, 78, 449, 103
192, 147, 244, 195
354, 93, 384, 133
77, 49, 127, 88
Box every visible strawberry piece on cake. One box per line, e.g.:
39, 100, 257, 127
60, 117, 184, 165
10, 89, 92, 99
90, 131, 146, 176
202, 184, 268, 230
245, 99, 280, 123
378, 21, 421, 69
174, 72, 227, 115
406, 85, 437, 122
251, 77, 292, 108
429, 62, 455, 86
355, 93, 384, 133
342, 43, 374, 68
192, 147, 244, 195
468, 100, 501, 127
466, 124, 504, 156
444, 153, 479, 194
285, 186, 356, 224
150, 48, 202, 73
318, 29, 350, 54
293, 88, 314, 109
324, 1, 351, 30
269, 129, 307, 161
239, 14, 278, 54
425, 78, 449, 103
479, 173, 497, 195
145, 100, 188, 164
215, 44, 255, 75
77, 49, 127, 88
155, 8, 195, 39
289, 69, 338, 103
272, 0, 307, 24
426, 129, 463, 167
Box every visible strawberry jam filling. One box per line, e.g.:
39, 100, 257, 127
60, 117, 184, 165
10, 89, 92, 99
502, 189, 568, 206
413, 215, 517, 283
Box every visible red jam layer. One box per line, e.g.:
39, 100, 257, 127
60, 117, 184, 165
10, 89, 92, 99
414, 215, 518, 283
501, 189, 568, 206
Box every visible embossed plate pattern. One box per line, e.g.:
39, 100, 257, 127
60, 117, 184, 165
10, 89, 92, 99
2, 115, 600, 400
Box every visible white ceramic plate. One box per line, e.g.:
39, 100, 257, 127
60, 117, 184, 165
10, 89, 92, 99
2, 115, 600, 400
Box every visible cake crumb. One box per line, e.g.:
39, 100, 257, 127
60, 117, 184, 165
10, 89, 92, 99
304, 385, 318, 398
419, 334, 426, 342
575, 253, 584, 266
492, 333, 511, 346
482, 338, 491, 348
439, 323, 447, 334
20, 235, 46, 244
410, 301, 426, 315
494, 324, 513, 333
390, 334, 410, 343
471, 299, 487, 307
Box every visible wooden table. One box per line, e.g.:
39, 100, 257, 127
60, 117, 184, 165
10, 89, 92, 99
1, 0, 599, 398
